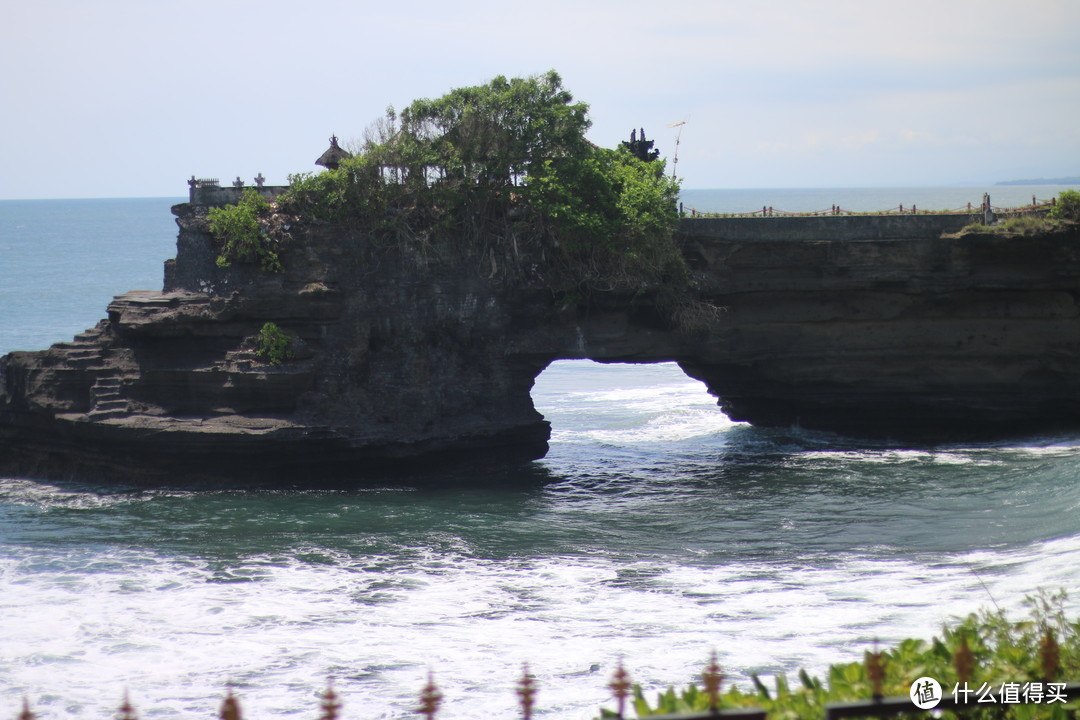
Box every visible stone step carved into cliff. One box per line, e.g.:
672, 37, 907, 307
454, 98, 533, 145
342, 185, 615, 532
87, 375, 131, 421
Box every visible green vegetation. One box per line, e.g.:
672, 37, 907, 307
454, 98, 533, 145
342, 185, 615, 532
254, 322, 292, 365
278, 71, 684, 296
603, 591, 1078, 719
956, 191, 1079, 237
959, 215, 1062, 236
1048, 189, 1080, 221
997, 215, 1057, 234
208, 188, 282, 272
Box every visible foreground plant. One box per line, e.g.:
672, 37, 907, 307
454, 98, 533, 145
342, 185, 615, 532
602, 590, 1078, 719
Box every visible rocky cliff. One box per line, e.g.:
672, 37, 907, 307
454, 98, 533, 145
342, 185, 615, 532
2, 205, 1079, 484
678, 216, 1080, 436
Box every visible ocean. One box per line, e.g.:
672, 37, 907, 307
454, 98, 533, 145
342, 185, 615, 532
1, 188, 1078, 719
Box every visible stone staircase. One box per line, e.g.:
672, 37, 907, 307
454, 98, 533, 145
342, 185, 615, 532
221, 347, 261, 371
49, 324, 134, 421
52, 329, 107, 368
88, 374, 130, 421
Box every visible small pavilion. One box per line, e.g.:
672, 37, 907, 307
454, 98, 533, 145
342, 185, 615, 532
315, 135, 353, 170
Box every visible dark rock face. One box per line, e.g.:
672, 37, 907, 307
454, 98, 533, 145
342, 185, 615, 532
1, 203, 560, 483
3, 206, 1080, 484
678, 216, 1080, 437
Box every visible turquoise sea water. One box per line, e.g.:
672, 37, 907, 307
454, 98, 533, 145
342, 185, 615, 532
1, 191, 1078, 719
0, 198, 182, 355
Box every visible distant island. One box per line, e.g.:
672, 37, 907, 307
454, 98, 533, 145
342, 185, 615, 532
997, 176, 1080, 185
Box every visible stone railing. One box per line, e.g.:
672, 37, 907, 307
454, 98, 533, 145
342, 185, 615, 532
187, 176, 288, 206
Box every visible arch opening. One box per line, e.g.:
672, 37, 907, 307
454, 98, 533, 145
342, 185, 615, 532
530, 360, 740, 455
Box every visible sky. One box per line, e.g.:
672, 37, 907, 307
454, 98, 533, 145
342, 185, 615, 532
2, 0, 1078, 199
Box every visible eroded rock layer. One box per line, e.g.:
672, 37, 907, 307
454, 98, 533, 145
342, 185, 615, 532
2, 206, 1079, 483
678, 216, 1080, 436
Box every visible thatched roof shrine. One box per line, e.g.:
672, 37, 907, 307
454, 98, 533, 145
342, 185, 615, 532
315, 135, 352, 170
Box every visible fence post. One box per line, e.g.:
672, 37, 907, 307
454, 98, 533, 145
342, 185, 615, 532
319, 681, 341, 720
116, 692, 138, 720
219, 688, 241, 720
517, 664, 538, 720
609, 661, 632, 719
702, 651, 724, 713
954, 633, 975, 685
865, 648, 885, 702
417, 671, 443, 720
1041, 630, 1061, 681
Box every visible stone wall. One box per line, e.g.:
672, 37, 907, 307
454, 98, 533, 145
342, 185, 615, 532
188, 183, 289, 207
678, 213, 980, 242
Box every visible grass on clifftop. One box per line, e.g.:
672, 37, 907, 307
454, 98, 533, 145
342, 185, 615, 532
956, 216, 1067, 237
952, 191, 1080, 238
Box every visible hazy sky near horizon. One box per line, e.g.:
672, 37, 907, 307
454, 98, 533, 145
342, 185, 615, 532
2, 0, 1078, 199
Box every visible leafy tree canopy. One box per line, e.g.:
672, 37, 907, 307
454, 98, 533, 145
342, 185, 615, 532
208, 188, 281, 272
279, 71, 684, 296
393, 70, 591, 188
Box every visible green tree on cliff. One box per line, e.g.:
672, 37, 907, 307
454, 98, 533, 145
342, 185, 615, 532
281, 71, 684, 295
208, 188, 282, 272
